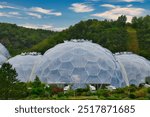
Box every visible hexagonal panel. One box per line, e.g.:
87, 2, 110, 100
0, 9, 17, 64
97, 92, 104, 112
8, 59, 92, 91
47, 70, 60, 83
59, 70, 73, 77
111, 77, 120, 87
86, 76, 101, 84
59, 76, 72, 83
59, 52, 73, 62
59, 62, 74, 70
85, 62, 100, 76
71, 56, 87, 68
71, 68, 88, 83
98, 59, 114, 71
48, 58, 61, 70
72, 48, 87, 55
98, 69, 111, 84
84, 52, 99, 62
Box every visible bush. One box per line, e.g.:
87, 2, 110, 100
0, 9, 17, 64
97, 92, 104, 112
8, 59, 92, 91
135, 88, 147, 98
129, 93, 136, 99
96, 89, 111, 97
147, 88, 150, 93
65, 90, 75, 97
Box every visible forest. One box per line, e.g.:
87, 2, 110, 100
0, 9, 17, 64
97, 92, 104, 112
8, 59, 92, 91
0, 15, 150, 59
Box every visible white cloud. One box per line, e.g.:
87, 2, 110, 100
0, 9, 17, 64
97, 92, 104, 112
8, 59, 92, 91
0, 12, 10, 17
30, 7, 62, 16
53, 27, 67, 31
0, 4, 15, 9
86, 0, 101, 1
9, 12, 20, 15
92, 5, 146, 22
115, 0, 144, 2
0, 12, 21, 18
127, 4, 133, 7
101, 4, 117, 8
19, 23, 67, 31
27, 12, 42, 19
20, 23, 53, 30
69, 3, 94, 13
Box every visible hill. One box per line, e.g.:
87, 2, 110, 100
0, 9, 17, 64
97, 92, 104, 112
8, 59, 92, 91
0, 23, 56, 55
31, 15, 150, 60
0, 15, 150, 59
31, 18, 129, 54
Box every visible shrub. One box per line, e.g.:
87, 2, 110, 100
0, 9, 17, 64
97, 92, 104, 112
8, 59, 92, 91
96, 89, 111, 97
147, 88, 150, 93
135, 88, 147, 98
129, 93, 136, 99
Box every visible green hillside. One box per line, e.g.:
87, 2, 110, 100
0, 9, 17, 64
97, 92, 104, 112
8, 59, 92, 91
0, 15, 150, 59
31, 18, 129, 54
0, 23, 56, 56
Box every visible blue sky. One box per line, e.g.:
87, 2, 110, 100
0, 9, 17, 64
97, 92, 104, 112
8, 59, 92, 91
0, 0, 149, 31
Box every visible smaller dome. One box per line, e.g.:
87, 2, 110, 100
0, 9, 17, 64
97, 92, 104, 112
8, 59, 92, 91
0, 43, 10, 58
115, 53, 150, 86
7, 53, 42, 82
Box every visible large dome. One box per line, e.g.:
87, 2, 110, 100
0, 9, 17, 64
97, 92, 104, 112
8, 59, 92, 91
7, 53, 41, 82
0, 43, 10, 58
115, 53, 150, 86
36, 40, 127, 88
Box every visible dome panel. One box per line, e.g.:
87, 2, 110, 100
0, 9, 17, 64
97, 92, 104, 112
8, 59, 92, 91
0, 43, 10, 58
71, 68, 88, 83
86, 76, 101, 84
85, 62, 100, 76
115, 53, 150, 86
8, 54, 42, 82
0, 54, 7, 65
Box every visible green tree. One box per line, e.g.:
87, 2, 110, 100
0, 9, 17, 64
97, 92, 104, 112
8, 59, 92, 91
30, 76, 46, 96
117, 15, 127, 27
0, 63, 28, 99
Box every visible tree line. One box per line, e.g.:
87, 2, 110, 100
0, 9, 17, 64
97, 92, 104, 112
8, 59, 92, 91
0, 15, 150, 59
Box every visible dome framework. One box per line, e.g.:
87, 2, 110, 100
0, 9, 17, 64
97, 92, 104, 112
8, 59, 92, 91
36, 40, 127, 89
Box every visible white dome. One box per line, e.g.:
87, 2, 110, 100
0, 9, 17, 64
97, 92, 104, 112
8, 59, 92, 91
0, 43, 10, 58
35, 40, 127, 88
8, 54, 42, 82
0, 54, 7, 65
115, 53, 150, 86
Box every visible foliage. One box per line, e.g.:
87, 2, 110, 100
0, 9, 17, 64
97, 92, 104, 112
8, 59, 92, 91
0, 23, 56, 55
31, 19, 129, 54
0, 15, 150, 59
132, 15, 150, 59
27, 76, 52, 97
0, 63, 27, 99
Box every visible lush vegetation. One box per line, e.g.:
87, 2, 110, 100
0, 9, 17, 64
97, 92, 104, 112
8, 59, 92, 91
0, 23, 56, 55
30, 15, 150, 60
0, 15, 150, 59
0, 63, 150, 100
131, 15, 150, 59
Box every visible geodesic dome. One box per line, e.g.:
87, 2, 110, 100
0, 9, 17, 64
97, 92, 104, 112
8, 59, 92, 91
7, 53, 42, 82
35, 40, 128, 88
115, 53, 150, 86
0, 54, 7, 65
0, 43, 10, 58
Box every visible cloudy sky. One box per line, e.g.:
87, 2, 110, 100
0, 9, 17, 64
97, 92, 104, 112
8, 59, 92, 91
0, 0, 149, 31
